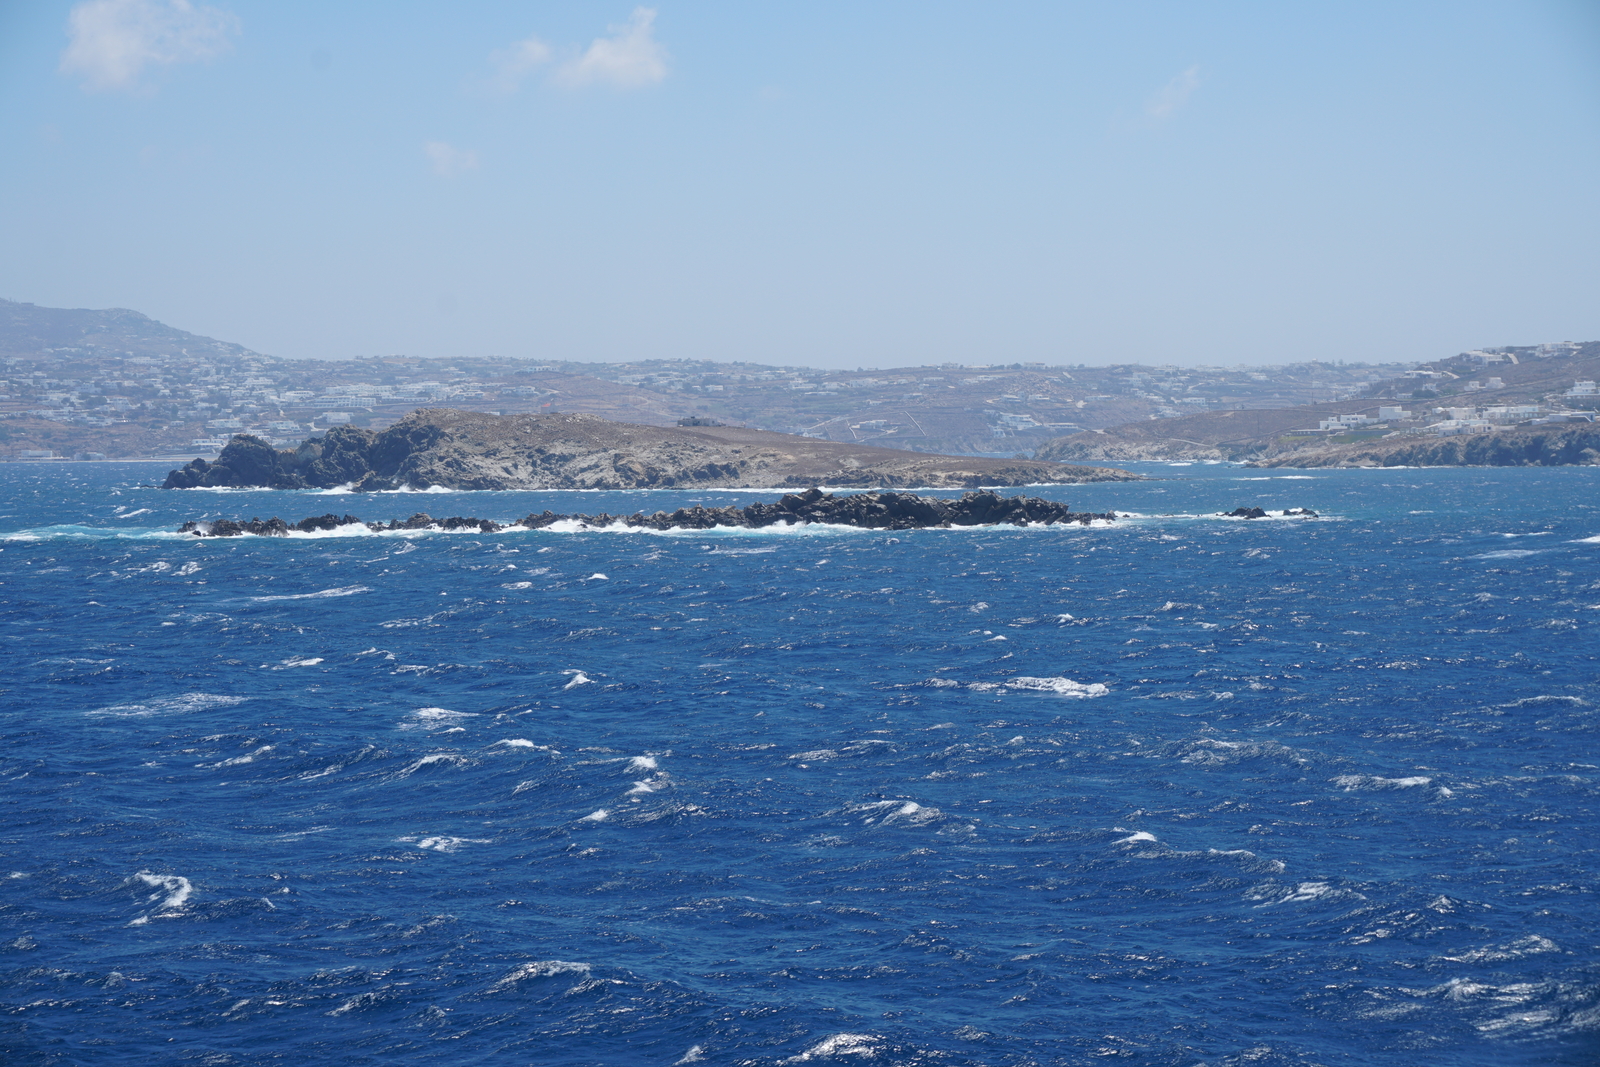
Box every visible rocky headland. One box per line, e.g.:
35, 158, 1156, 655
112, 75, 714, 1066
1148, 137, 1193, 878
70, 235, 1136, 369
1246, 424, 1600, 468
161, 409, 1136, 492
176, 488, 1117, 537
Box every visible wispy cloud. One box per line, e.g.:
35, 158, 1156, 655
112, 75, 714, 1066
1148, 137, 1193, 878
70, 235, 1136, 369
555, 7, 668, 90
424, 141, 479, 178
1146, 65, 1201, 120
488, 35, 552, 95
60, 0, 238, 92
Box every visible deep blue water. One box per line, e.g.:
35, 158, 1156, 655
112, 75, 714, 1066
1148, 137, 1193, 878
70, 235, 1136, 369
2, 462, 1597, 1067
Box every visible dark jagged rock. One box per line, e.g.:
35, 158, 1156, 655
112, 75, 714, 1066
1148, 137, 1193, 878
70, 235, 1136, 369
177, 490, 1115, 537
161, 410, 1136, 492
378, 512, 503, 533
1221, 506, 1317, 519
521, 488, 1114, 531
293, 513, 366, 533
178, 516, 291, 537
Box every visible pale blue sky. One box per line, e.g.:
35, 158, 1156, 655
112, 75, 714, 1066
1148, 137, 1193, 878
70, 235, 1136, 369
2, 1, 1597, 367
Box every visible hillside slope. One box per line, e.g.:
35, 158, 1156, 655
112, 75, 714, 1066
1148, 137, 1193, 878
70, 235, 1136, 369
163, 409, 1138, 490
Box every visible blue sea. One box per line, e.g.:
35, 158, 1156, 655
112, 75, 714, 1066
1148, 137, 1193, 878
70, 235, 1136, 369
2, 462, 1597, 1066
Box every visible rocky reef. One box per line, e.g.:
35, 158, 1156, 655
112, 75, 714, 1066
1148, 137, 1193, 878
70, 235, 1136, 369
176, 489, 1116, 537
161, 409, 1136, 492
1223, 506, 1318, 519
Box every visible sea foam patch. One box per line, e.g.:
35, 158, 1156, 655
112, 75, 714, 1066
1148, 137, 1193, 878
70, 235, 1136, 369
87, 693, 248, 718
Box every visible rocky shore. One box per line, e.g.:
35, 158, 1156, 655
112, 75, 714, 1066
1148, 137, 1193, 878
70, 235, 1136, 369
161, 409, 1136, 492
176, 488, 1116, 537
1246, 424, 1600, 468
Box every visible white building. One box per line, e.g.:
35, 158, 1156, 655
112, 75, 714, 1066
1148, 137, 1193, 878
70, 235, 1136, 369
1484, 405, 1540, 420
1428, 419, 1493, 436
1317, 413, 1377, 430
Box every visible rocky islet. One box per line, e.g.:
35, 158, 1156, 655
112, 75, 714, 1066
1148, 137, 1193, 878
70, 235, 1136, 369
176, 488, 1117, 537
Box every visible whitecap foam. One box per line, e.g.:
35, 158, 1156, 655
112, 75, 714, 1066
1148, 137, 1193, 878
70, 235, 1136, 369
1468, 549, 1547, 561
1441, 935, 1560, 964
781, 1033, 881, 1063
493, 960, 591, 988
628, 755, 659, 771
402, 707, 479, 731
1332, 774, 1432, 791
1116, 830, 1158, 844
395, 753, 470, 777
134, 871, 193, 910
406, 835, 491, 852
279, 656, 324, 668
1005, 676, 1109, 698
128, 871, 194, 923
87, 693, 247, 718
562, 671, 593, 690
249, 585, 370, 602
211, 745, 273, 768
1246, 880, 1363, 907
851, 799, 942, 826
493, 739, 557, 752
580, 809, 609, 821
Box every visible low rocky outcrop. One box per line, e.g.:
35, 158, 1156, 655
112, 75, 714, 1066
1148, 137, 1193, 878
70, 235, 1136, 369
177, 489, 1116, 537
1222, 506, 1318, 519
161, 409, 1136, 492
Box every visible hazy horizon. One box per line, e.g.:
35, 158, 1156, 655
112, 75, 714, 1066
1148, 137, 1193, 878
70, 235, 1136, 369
2, 1, 1597, 369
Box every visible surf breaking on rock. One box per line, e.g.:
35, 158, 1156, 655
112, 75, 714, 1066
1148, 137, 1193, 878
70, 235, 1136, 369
175, 488, 1117, 537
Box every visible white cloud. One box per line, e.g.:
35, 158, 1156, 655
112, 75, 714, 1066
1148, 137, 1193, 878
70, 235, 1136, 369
60, 0, 239, 92
555, 7, 668, 89
488, 35, 552, 95
1146, 65, 1201, 120
424, 141, 479, 178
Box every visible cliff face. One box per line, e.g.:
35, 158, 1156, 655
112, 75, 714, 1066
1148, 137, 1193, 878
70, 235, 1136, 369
1247, 425, 1600, 468
162, 409, 1137, 490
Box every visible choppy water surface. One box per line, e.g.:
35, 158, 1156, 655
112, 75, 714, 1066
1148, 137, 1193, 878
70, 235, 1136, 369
2, 462, 1597, 1066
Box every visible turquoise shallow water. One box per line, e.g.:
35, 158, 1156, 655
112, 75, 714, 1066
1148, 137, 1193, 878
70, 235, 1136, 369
2, 462, 1597, 1066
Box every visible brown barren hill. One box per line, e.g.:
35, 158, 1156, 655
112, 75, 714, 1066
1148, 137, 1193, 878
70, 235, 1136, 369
162, 409, 1138, 490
